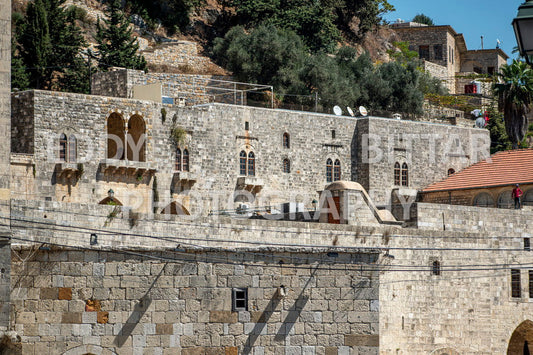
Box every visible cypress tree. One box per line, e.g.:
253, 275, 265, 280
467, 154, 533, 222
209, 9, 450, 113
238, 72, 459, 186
95, 0, 147, 71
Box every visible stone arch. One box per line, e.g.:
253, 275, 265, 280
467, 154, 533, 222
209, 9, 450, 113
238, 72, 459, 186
160, 201, 190, 215
524, 189, 533, 207
498, 190, 514, 209
473, 192, 494, 207
62, 344, 116, 355
98, 196, 123, 206
107, 112, 126, 160
127, 114, 146, 162
508, 320, 533, 354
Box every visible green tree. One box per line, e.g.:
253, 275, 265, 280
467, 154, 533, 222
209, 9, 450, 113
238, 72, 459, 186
387, 41, 418, 63
15, 0, 88, 91
486, 106, 512, 153
412, 13, 435, 26
18, 0, 52, 89
96, 0, 147, 71
493, 59, 533, 148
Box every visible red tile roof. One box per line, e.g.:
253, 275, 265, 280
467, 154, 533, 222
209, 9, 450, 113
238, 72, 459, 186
422, 149, 533, 192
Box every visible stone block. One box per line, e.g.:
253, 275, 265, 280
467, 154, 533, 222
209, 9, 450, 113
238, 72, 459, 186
344, 334, 379, 347
61, 312, 82, 324
40, 287, 58, 299
210, 311, 238, 323
58, 287, 72, 300
156, 323, 173, 335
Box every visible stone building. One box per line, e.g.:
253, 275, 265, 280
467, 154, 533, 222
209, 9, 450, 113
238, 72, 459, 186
391, 22, 508, 95
420, 148, 533, 208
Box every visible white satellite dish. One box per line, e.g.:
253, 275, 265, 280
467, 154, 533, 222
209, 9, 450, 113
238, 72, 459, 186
333, 105, 342, 116
347, 106, 354, 117
359, 106, 368, 116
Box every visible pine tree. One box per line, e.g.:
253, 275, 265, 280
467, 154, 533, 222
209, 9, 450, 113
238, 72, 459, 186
95, 0, 147, 71
19, 0, 52, 89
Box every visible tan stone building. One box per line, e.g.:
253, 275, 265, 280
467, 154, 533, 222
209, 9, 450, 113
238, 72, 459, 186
392, 22, 508, 95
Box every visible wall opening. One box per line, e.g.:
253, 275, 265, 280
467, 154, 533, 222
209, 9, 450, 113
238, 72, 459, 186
508, 320, 533, 355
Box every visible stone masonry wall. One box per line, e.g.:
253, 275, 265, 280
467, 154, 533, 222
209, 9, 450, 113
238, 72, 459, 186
142, 41, 214, 73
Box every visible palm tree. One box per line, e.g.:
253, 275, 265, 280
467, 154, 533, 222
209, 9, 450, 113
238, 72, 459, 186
493, 59, 533, 148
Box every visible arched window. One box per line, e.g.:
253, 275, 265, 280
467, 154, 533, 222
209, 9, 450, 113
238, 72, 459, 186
432, 260, 441, 275
107, 113, 125, 160
448, 168, 455, 176
239, 151, 247, 175
127, 115, 146, 162
283, 159, 290, 173
283, 133, 290, 148
182, 149, 189, 172
326, 159, 333, 183
473, 192, 494, 207
394, 162, 401, 186
248, 152, 255, 176
68, 135, 77, 163
524, 189, 533, 206
334, 159, 341, 181
401, 163, 409, 187
59, 134, 67, 162
498, 190, 514, 209
175, 148, 182, 171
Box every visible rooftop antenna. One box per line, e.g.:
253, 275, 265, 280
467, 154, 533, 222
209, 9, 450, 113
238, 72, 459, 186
496, 39, 501, 49
333, 105, 342, 116
481, 35, 484, 50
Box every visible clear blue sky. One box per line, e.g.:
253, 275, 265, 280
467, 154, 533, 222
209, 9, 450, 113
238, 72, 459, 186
384, 0, 525, 62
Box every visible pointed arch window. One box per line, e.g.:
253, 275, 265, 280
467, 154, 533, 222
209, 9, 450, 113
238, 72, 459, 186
68, 135, 77, 163
182, 149, 190, 172
175, 148, 182, 171
283, 133, 290, 148
247, 152, 255, 176
334, 159, 341, 181
283, 159, 291, 173
239, 151, 247, 175
394, 162, 401, 186
401, 163, 409, 187
59, 134, 67, 162
326, 158, 333, 183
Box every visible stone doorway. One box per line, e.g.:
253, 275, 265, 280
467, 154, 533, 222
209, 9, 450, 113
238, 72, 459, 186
508, 320, 533, 355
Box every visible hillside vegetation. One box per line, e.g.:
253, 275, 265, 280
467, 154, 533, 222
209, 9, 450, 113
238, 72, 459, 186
11, 0, 449, 116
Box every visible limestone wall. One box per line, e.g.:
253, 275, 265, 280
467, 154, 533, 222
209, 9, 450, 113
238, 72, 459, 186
141, 41, 214, 73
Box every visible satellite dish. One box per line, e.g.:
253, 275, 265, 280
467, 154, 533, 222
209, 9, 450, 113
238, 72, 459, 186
333, 105, 342, 116
347, 106, 354, 117
392, 113, 402, 120
359, 106, 368, 117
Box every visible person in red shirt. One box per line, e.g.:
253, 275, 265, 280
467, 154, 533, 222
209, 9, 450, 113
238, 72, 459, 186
512, 184, 523, 209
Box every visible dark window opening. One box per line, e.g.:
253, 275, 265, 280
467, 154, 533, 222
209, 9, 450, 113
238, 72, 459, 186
394, 162, 401, 186
232, 288, 248, 311
326, 158, 333, 183
175, 149, 182, 171
434, 44, 443, 60
59, 134, 67, 162
182, 149, 189, 172
419, 45, 430, 60
512, 269, 521, 298
447, 168, 455, 176
331, 130, 336, 139
432, 260, 441, 275
401, 163, 409, 187
239, 151, 247, 176
283, 133, 290, 148
245, 121, 249, 130
488, 66, 495, 75
525, 238, 531, 251
283, 159, 290, 173
334, 159, 341, 181
529, 271, 533, 298
247, 152, 255, 176
473, 66, 483, 74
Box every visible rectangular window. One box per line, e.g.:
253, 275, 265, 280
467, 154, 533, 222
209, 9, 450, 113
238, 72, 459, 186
245, 121, 249, 130
433, 44, 443, 60
529, 271, 533, 298
419, 45, 430, 60
331, 130, 336, 139
512, 269, 521, 298
232, 288, 248, 311
525, 238, 531, 251
488, 66, 495, 75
